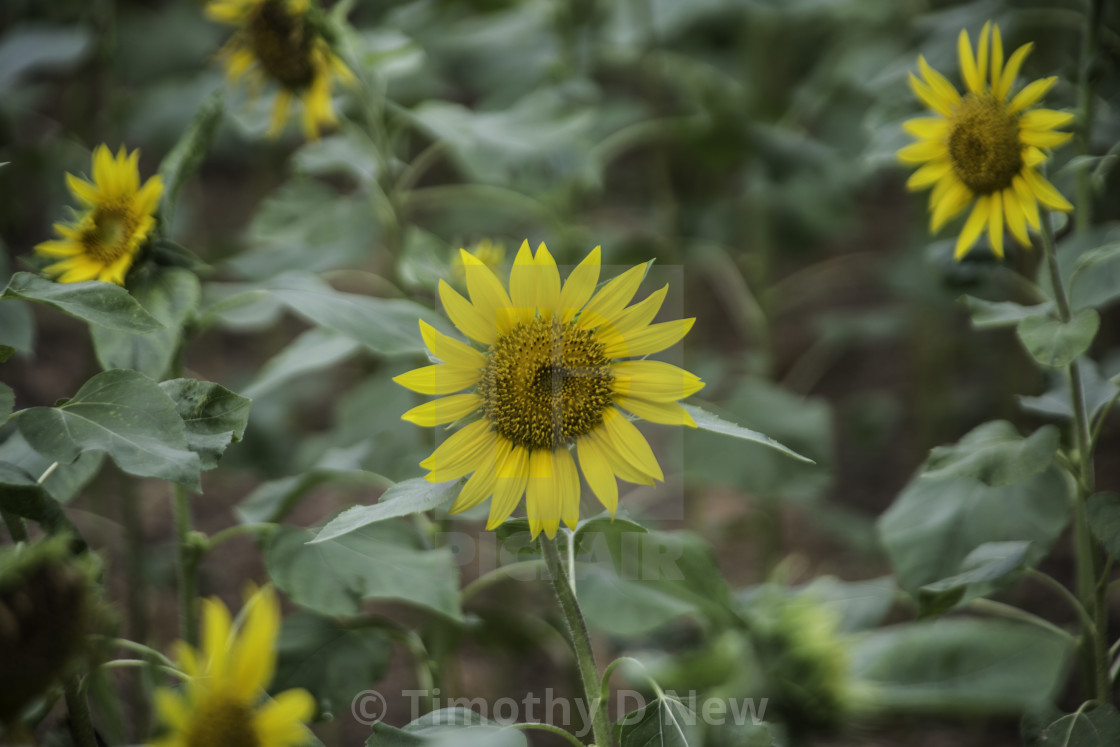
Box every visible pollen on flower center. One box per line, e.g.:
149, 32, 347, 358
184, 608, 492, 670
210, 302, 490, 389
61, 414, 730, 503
948, 94, 1023, 194
185, 695, 261, 747
478, 316, 614, 451
247, 0, 315, 90
81, 206, 137, 263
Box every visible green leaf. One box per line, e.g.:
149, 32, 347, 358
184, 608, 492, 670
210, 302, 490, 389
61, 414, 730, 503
369, 709, 529, 747
917, 541, 1031, 617
273, 611, 393, 716
878, 465, 1070, 595
312, 478, 460, 543
923, 421, 1059, 487
853, 620, 1072, 713
1087, 492, 1120, 562
0, 430, 103, 503
616, 694, 696, 747
291, 122, 380, 185
91, 268, 201, 379
0, 383, 12, 421
1034, 705, 1120, 747
159, 379, 251, 471
235, 444, 391, 525
0, 461, 86, 543
1017, 309, 1100, 368
16, 369, 200, 489
2, 273, 164, 333
793, 576, 896, 633
266, 523, 462, 620
959, 297, 1054, 329
1020, 359, 1120, 421
243, 328, 362, 399
682, 403, 814, 463
158, 88, 225, 222
0, 346, 14, 363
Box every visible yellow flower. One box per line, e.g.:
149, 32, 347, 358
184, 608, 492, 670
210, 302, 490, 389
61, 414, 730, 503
206, 0, 354, 139
395, 241, 705, 539
34, 145, 163, 285
151, 586, 315, 747
899, 22, 1074, 260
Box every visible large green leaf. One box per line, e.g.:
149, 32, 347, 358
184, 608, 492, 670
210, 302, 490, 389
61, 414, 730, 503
853, 620, 1072, 713
0, 300, 34, 355
16, 369, 200, 489
266, 523, 462, 621
312, 478, 460, 543
158, 88, 224, 222
0, 461, 82, 540
616, 694, 697, 747
2, 273, 164, 333
0, 429, 103, 503
1087, 492, 1120, 562
916, 541, 1031, 616
159, 379, 251, 471
923, 421, 1059, 487
1033, 705, 1120, 747
960, 297, 1054, 329
273, 611, 393, 717
878, 460, 1070, 594
1017, 309, 1099, 368
91, 268, 201, 379
1019, 358, 1120, 421
369, 709, 528, 747
683, 403, 814, 463
243, 328, 362, 399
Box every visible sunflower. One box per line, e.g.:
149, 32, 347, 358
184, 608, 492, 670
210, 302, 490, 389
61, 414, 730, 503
898, 21, 1074, 259
34, 145, 162, 285
151, 586, 315, 747
205, 0, 353, 139
395, 242, 704, 539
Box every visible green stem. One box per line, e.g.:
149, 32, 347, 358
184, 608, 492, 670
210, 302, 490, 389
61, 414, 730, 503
174, 484, 199, 647
1039, 212, 1109, 702
967, 598, 1075, 642
0, 507, 28, 542
64, 676, 97, 747
540, 535, 612, 747
1075, 0, 1104, 231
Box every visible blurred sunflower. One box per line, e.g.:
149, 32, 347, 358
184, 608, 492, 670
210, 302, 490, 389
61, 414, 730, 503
205, 0, 353, 139
395, 241, 704, 539
151, 586, 314, 747
899, 22, 1073, 259
34, 145, 162, 284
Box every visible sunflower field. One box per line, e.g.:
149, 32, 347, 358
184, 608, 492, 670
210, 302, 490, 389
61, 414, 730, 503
3, 0, 1120, 745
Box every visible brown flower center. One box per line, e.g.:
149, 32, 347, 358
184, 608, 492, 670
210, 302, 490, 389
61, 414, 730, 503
948, 93, 1023, 194
478, 316, 614, 450
185, 694, 261, 747
247, 0, 316, 90
80, 204, 137, 263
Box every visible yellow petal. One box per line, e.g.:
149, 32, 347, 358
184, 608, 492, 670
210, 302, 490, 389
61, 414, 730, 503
460, 249, 514, 335
1012, 174, 1041, 229
65, 173, 99, 205
955, 195, 990, 259
610, 360, 704, 402
509, 240, 538, 323
601, 408, 664, 482
596, 286, 669, 351
1022, 169, 1073, 211
997, 42, 1033, 100
136, 175, 164, 215
577, 436, 618, 515
255, 689, 316, 745
526, 449, 560, 539
230, 585, 280, 696
614, 396, 697, 427
1020, 109, 1073, 133
92, 144, 115, 192
438, 279, 494, 345
906, 160, 951, 191
486, 446, 530, 529
1003, 188, 1031, 247
930, 179, 972, 233
958, 27, 982, 95
201, 597, 233, 679
990, 24, 1004, 89
559, 246, 601, 323
1023, 146, 1046, 167
1020, 129, 1073, 148
1009, 76, 1057, 114
34, 240, 82, 258
402, 393, 481, 427
603, 317, 695, 359
449, 438, 512, 513
897, 138, 948, 164
532, 242, 562, 315
555, 446, 580, 531
393, 364, 480, 395
902, 117, 948, 139
917, 56, 961, 112
908, 73, 954, 118
974, 21, 991, 91
421, 420, 495, 476
153, 689, 189, 731
987, 193, 1005, 259
419, 320, 486, 370
580, 263, 646, 329
588, 425, 655, 486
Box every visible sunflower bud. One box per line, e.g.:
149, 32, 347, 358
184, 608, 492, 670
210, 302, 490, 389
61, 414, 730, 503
0, 536, 103, 729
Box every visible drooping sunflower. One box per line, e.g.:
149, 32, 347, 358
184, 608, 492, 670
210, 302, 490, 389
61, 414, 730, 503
395, 241, 704, 539
899, 21, 1074, 259
205, 0, 353, 139
151, 586, 315, 747
34, 145, 163, 285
